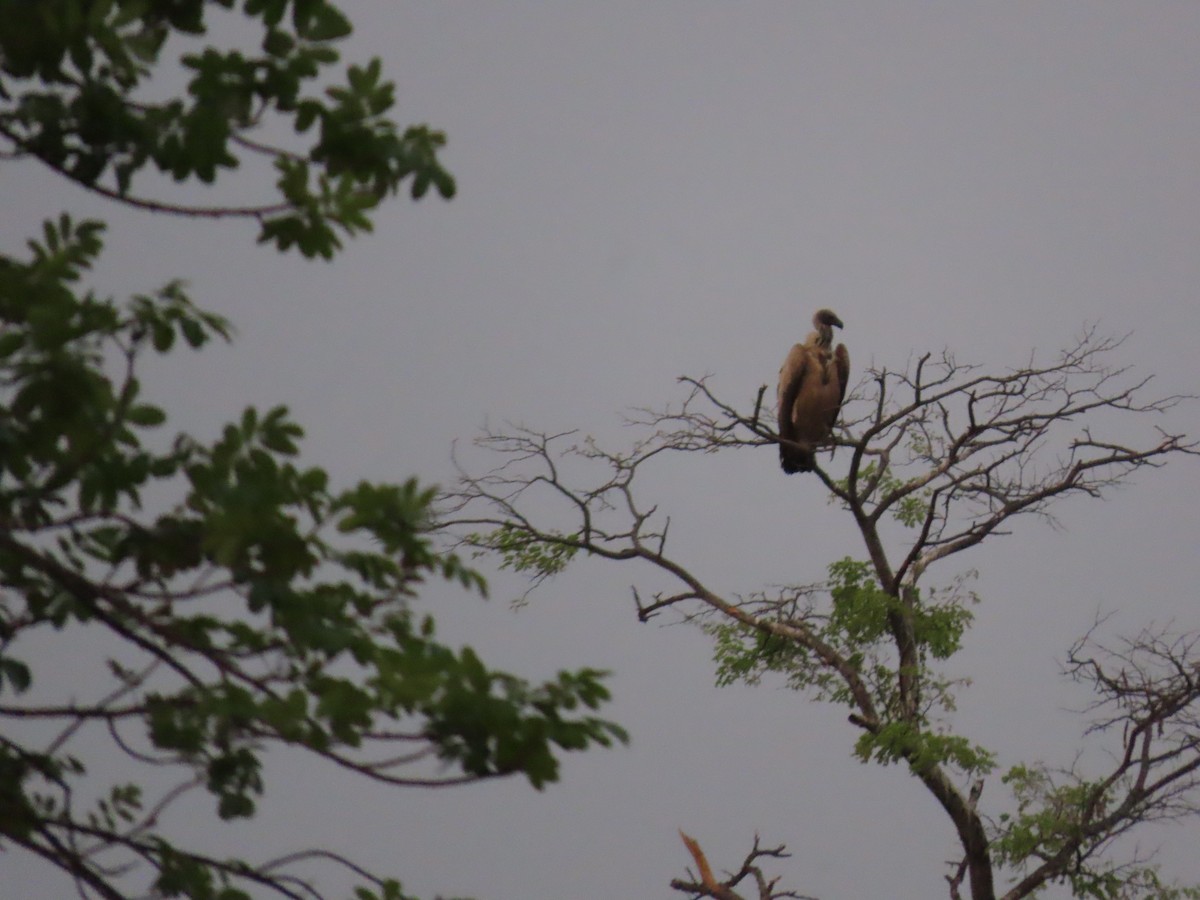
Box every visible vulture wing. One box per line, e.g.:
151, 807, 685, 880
777, 343, 817, 474
830, 342, 850, 429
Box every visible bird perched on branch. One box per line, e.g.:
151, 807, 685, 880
776, 308, 850, 474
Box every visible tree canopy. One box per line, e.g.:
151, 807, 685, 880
0, 4, 623, 898
0, 0, 455, 258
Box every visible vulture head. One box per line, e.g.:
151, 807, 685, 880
811, 308, 844, 347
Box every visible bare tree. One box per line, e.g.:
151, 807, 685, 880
444, 327, 1199, 900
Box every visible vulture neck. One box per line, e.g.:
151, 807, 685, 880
812, 323, 834, 349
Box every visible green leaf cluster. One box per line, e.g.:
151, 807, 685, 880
852, 721, 994, 776
709, 557, 987, 775
0, 5, 620, 896
0, 220, 623, 896
828, 558, 975, 662
831, 461, 931, 528
469, 523, 580, 579
990, 764, 1200, 898
711, 558, 974, 700
0, 0, 456, 258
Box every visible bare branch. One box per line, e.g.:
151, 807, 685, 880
672, 832, 817, 900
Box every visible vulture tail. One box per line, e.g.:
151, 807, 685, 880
780, 443, 816, 474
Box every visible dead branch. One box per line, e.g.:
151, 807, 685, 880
672, 832, 816, 900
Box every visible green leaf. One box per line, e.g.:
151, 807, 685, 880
0, 332, 24, 358
0, 658, 32, 694
294, 1, 352, 41
126, 404, 166, 426
262, 28, 294, 57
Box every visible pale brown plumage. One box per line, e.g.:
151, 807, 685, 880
777, 309, 850, 474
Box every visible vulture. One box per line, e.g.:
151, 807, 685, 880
777, 309, 850, 474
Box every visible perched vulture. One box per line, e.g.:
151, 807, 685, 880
776, 309, 850, 474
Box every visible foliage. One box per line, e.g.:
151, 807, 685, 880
0, 0, 456, 259
469, 523, 580, 579
0, 214, 624, 897
990, 762, 1200, 900
707, 557, 987, 775
466, 523, 580, 606
709, 560, 974, 712
830, 460, 929, 528
0, 3, 623, 898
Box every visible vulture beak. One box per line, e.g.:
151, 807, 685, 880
814, 309, 844, 331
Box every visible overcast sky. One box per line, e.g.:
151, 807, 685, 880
4, 4, 1200, 898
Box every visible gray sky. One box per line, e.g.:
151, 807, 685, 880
4, 4, 1200, 898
